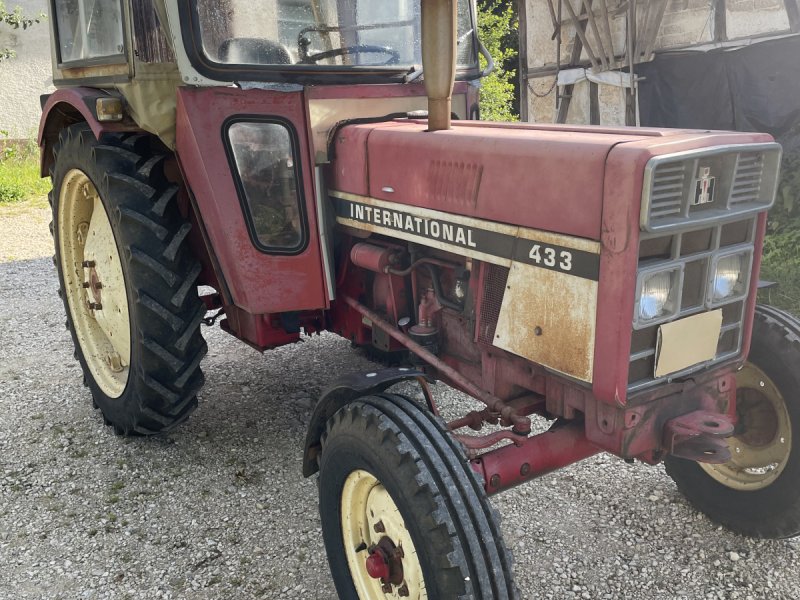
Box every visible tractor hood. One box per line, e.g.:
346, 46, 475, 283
327, 120, 723, 241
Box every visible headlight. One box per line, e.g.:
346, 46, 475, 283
710, 251, 750, 303
638, 270, 679, 323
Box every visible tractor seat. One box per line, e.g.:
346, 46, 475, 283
219, 38, 293, 65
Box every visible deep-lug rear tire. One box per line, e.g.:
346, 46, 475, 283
51, 123, 207, 435
318, 393, 517, 599
665, 305, 800, 538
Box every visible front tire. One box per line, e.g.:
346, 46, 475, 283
666, 305, 800, 538
318, 393, 517, 599
51, 123, 207, 435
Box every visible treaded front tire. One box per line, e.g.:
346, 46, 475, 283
318, 393, 517, 599
50, 123, 207, 435
666, 305, 800, 539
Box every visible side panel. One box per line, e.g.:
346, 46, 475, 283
176, 87, 327, 314
494, 226, 601, 383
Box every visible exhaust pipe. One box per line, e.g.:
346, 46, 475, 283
421, 0, 457, 132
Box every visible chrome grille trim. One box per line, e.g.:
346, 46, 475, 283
640, 143, 781, 233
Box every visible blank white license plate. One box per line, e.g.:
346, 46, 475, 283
654, 310, 723, 378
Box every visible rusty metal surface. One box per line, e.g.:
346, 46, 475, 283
494, 260, 599, 382
472, 422, 601, 495
341, 294, 532, 434
663, 410, 735, 464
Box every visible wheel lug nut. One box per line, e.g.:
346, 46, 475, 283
82, 282, 90, 289
88, 302, 102, 311
82, 260, 96, 268
373, 520, 385, 533
381, 583, 393, 593
106, 352, 123, 373
398, 583, 410, 597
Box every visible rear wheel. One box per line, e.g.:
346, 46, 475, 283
51, 123, 207, 435
666, 305, 800, 538
318, 393, 517, 599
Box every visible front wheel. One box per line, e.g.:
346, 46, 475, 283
666, 305, 800, 538
318, 394, 517, 599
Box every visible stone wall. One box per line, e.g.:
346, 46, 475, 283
0, 0, 53, 140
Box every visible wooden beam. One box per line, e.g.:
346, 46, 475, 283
714, 0, 728, 42
785, 0, 800, 32
589, 81, 600, 125
518, 0, 530, 121
557, 1, 593, 123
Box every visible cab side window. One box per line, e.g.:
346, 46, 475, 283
227, 121, 306, 253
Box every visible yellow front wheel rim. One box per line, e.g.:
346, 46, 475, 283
58, 169, 131, 398
341, 469, 427, 599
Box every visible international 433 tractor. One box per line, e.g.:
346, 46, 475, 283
39, 0, 800, 597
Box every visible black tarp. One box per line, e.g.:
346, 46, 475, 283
637, 35, 800, 151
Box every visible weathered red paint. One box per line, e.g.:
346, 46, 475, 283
38, 88, 142, 177
176, 87, 328, 315
472, 422, 601, 495
46, 79, 773, 493
331, 120, 647, 240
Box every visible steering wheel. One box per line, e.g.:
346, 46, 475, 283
300, 44, 401, 66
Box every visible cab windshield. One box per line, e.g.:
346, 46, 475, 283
192, 0, 478, 78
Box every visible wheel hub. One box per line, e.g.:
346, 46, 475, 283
341, 469, 425, 598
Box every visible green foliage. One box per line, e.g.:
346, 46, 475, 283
0, 1, 44, 62
0, 136, 50, 205
760, 150, 800, 314
477, 0, 518, 122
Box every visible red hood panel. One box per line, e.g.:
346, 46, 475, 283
330, 120, 647, 240
328, 120, 774, 240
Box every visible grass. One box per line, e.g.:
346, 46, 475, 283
0, 143, 50, 205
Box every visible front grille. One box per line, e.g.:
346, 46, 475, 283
730, 152, 764, 206
649, 162, 686, 220
641, 144, 781, 232
628, 217, 757, 391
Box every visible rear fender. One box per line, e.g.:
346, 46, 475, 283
302, 367, 431, 477
38, 88, 142, 177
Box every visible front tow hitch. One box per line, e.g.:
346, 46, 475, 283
663, 410, 735, 464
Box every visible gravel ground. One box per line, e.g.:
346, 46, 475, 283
1, 205, 799, 599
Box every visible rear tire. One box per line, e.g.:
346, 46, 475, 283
318, 393, 517, 599
51, 123, 207, 435
665, 305, 800, 538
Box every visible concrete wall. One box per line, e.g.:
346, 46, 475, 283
523, 0, 793, 125
0, 0, 53, 140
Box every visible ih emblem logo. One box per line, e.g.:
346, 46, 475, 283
693, 166, 716, 206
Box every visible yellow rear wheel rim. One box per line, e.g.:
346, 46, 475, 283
701, 362, 792, 490
58, 169, 131, 398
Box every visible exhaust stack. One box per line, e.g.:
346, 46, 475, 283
421, 0, 457, 131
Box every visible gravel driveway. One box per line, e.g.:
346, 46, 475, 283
1, 203, 799, 599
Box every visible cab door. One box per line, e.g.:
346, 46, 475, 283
175, 87, 328, 315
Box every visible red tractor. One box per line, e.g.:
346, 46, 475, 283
40, 0, 799, 597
